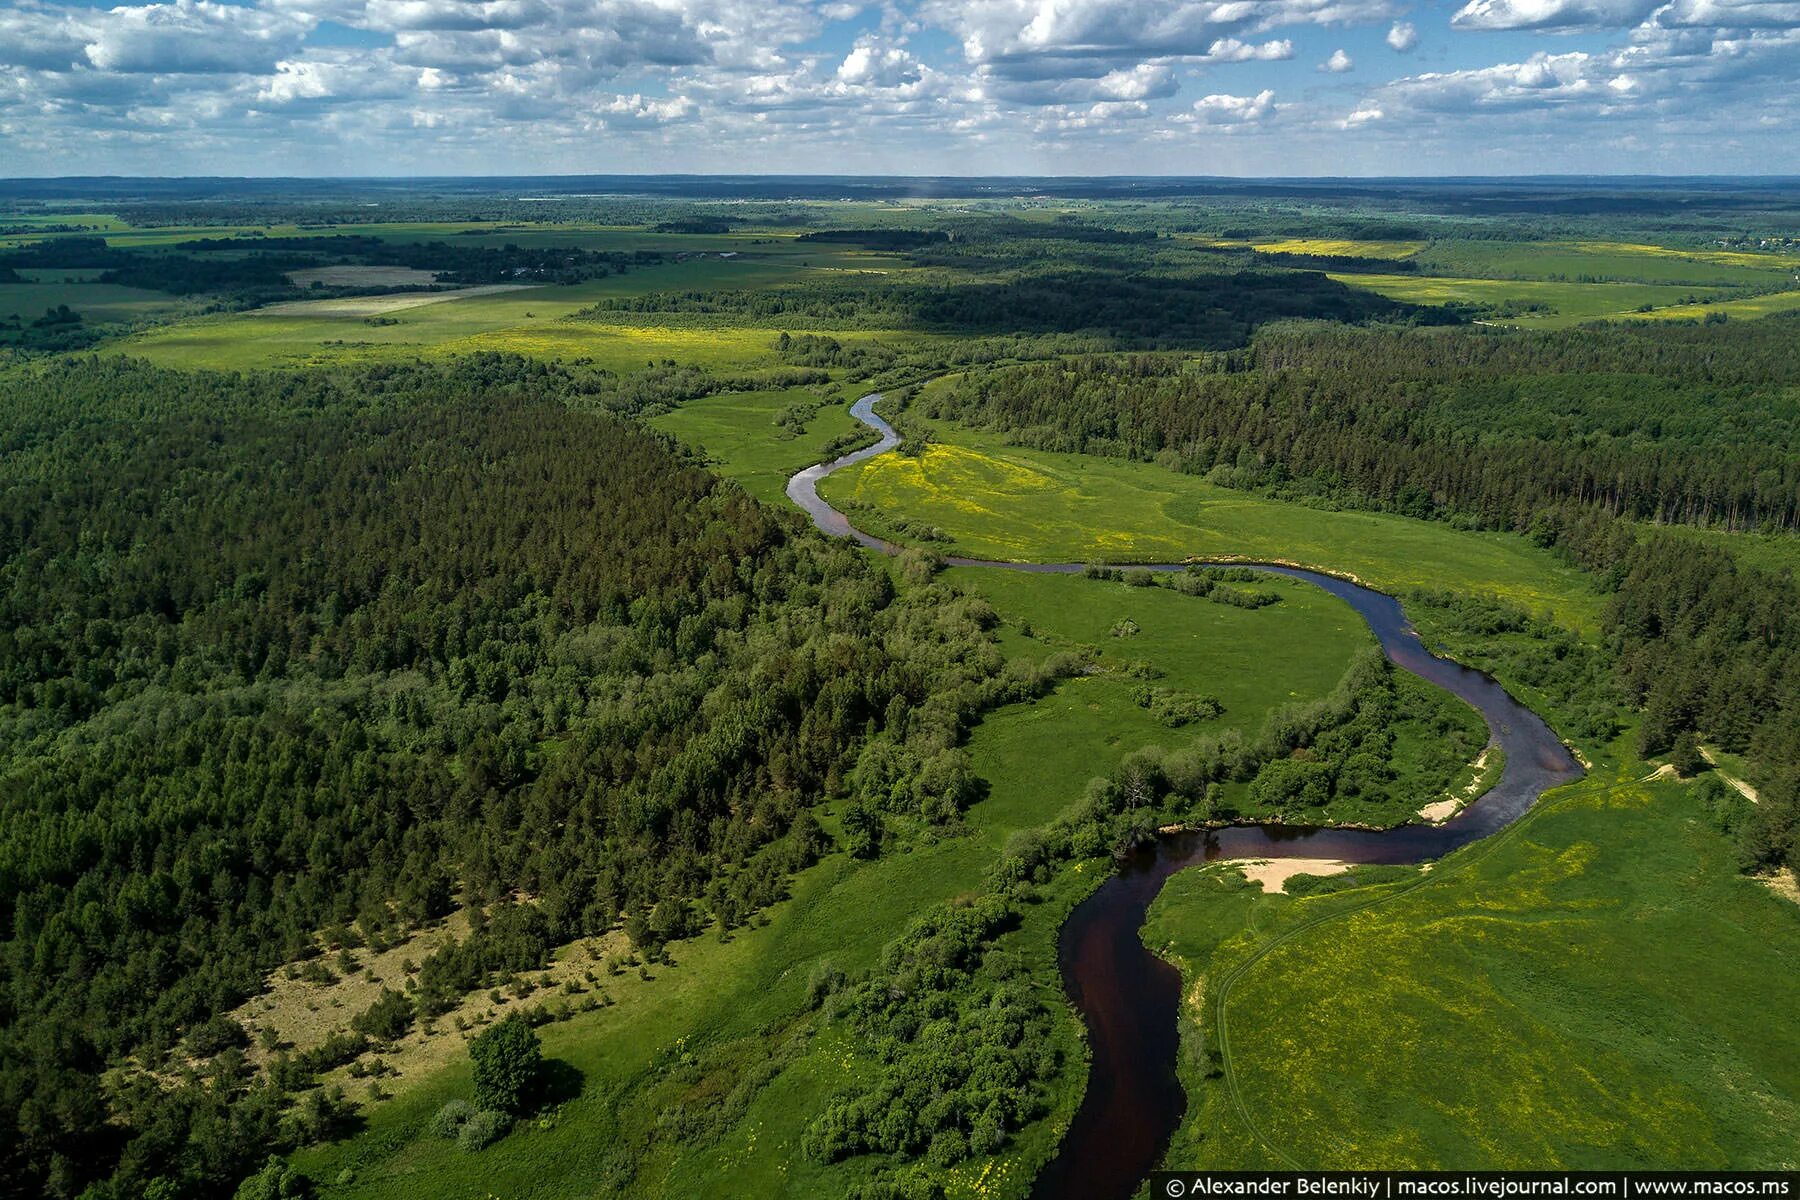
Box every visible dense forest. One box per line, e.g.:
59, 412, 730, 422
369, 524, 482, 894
0, 355, 1042, 1199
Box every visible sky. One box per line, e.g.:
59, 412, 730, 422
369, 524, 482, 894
1, 0, 1797, 177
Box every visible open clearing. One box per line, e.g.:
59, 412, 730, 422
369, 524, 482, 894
651, 387, 866, 506
112, 254, 837, 369
820, 424, 1604, 632
1603, 288, 1800, 324
1412, 240, 1800, 288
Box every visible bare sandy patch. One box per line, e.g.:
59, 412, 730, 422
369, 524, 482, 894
1233, 858, 1352, 893
224, 910, 630, 1096
1416, 798, 1460, 823
1419, 744, 1497, 824
1760, 868, 1799, 906
288, 265, 445, 288
257, 283, 536, 317
1184, 977, 1207, 1018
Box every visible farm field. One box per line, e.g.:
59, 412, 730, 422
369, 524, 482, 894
818, 421, 1604, 632
1145, 765, 1800, 1169
1609, 288, 1800, 324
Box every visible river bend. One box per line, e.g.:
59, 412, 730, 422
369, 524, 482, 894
786, 392, 1585, 1200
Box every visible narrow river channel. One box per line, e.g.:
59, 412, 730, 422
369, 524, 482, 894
787, 392, 1586, 1200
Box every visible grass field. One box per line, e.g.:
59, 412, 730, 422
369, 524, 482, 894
1606, 289, 1800, 324
1145, 763, 1800, 1169
818, 424, 1604, 632
0, 279, 193, 324
1254, 239, 1425, 259
109, 256, 898, 370
651, 388, 866, 505
290, 566, 1380, 1199
1329, 272, 1731, 326
1411, 239, 1800, 288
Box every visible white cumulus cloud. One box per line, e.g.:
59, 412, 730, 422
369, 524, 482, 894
1188, 87, 1276, 123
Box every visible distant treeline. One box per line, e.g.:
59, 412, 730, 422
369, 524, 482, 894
0, 236, 667, 311
586, 269, 1450, 347
796, 228, 949, 249
0, 355, 1037, 1199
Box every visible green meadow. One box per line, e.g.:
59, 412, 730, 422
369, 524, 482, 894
650, 387, 868, 505
818, 423, 1604, 632
1255, 238, 1426, 259
1145, 764, 1800, 1169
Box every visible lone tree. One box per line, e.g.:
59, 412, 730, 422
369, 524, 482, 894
470, 1013, 541, 1115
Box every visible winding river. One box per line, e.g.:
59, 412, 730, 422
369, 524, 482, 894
787, 392, 1586, 1200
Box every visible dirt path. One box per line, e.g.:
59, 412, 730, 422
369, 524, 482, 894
1700, 745, 1760, 803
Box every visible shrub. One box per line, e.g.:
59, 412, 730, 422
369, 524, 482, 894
232, 1157, 314, 1200
428, 1099, 476, 1139
457, 1109, 510, 1151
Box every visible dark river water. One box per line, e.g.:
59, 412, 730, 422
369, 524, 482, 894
787, 392, 1586, 1200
